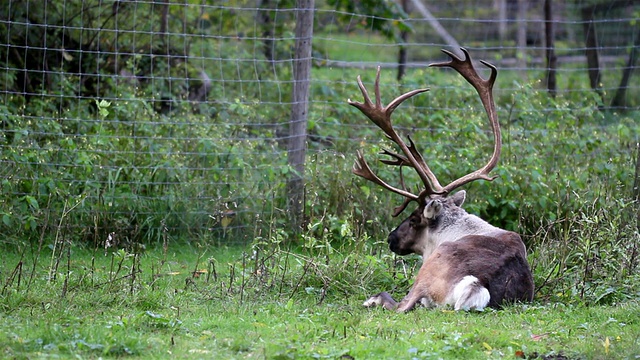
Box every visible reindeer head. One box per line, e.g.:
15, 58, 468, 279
386, 190, 468, 255
348, 48, 501, 257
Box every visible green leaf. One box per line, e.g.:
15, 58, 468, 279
25, 196, 39, 210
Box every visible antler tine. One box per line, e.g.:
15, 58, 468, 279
379, 137, 444, 192
379, 149, 410, 167
406, 135, 443, 193
348, 67, 429, 139
392, 197, 414, 217
348, 66, 444, 204
352, 150, 419, 202
430, 48, 502, 193
365, 149, 417, 217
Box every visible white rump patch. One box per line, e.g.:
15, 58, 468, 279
449, 275, 490, 311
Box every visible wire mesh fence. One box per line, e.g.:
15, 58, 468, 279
0, 0, 638, 247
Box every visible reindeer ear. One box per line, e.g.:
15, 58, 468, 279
451, 190, 466, 207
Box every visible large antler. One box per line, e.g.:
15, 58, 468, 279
348, 67, 443, 216
349, 48, 501, 216
430, 48, 501, 193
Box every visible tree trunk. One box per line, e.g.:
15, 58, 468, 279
407, 0, 461, 56
287, 0, 315, 233
159, 0, 170, 53
516, 0, 527, 77
611, 28, 640, 108
495, 0, 507, 42
581, 7, 604, 101
258, 0, 275, 62
544, 0, 557, 96
397, 0, 409, 81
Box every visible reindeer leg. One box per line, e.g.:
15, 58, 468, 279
363, 291, 399, 311
396, 289, 427, 313
395, 261, 437, 312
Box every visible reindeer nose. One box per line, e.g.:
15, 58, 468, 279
387, 228, 397, 243
387, 230, 403, 254
387, 229, 397, 245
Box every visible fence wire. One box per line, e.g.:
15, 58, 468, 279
0, 0, 638, 246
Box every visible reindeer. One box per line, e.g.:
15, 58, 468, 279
349, 48, 534, 312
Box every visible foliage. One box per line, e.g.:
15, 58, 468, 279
325, 0, 411, 41
0, 0, 295, 105
0, 0, 296, 244
1, 50, 638, 252
529, 195, 639, 305
0, 70, 292, 245
1, 0, 638, 245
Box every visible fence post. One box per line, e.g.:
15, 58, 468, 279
287, 0, 315, 233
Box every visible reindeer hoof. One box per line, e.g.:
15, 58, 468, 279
363, 293, 384, 307
363, 292, 396, 309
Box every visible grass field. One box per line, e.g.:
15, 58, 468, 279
1, 244, 639, 359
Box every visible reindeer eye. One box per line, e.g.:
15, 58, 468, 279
409, 216, 423, 228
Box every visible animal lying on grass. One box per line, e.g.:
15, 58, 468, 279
349, 48, 534, 312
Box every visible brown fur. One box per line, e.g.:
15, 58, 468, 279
393, 231, 534, 312
363, 192, 535, 312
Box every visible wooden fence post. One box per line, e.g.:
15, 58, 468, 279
287, 0, 315, 233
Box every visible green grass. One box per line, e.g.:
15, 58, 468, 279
314, 32, 400, 63
1, 244, 639, 359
